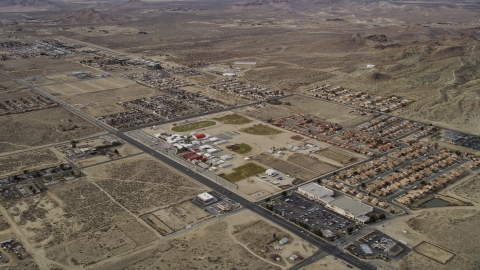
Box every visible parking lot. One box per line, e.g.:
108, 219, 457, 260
270, 192, 360, 241
348, 230, 409, 260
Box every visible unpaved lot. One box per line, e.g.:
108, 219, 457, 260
149, 200, 212, 233
399, 209, 480, 270
0, 107, 104, 152
2, 179, 157, 269
92, 210, 316, 270
253, 152, 319, 181
83, 154, 207, 215
301, 255, 358, 270
239, 106, 297, 122
237, 177, 281, 201
287, 153, 340, 175
281, 96, 371, 127
413, 241, 455, 264
59, 84, 163, 117
0, 149, 61, 177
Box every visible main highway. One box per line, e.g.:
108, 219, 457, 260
1, 69, 377, 270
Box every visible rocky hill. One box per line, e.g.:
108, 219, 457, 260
0, 0, 59, 11
54, 8, 117, 24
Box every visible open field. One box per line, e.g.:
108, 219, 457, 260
451, 173, 480, 203
413, 241, 455, 264
41, 77, 138, 96
59, 85, 163, 117
221, 162, 267, 182
2, 179, 157, 268
147, 200, 213, 233
320, 148, 358, 165
237, 177, 281, 201
92, 210, 316, 270
399, 209, 480, 270
301, 255, 358, 270
253, 153, 319, 181
0, 107, 104, 153
241, 124, 282, 135
287, 153, 340, 175
0, 149, 61, 177
83, 154, 207, 215
281, 96, 371, 128
215, 113, 252, 125
171, 120, 217, 132
240, 106, 297, 123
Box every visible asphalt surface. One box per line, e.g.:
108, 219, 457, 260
1, 69, 378, 270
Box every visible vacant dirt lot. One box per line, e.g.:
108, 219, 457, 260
451, 173, 480, 203
149, 200, 212, 233
0, 149, 61, 177
413, 241, 455, 264
239, 106, 296, 122
0, 107, 104, 152
83, 154, 207, 215
59, 84, 163, 117
281, 96, 370, 127
2, 179, 157, 269
301, 255, 358, 270
253, 153, 319, 181
287, 153, 339, 175
93, 210, 315, 270
400, 209, 480, 270
237, 177, 281, 201
320, 148, 358, 165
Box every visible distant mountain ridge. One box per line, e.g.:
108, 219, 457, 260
54, 8, 118, 24
0, 0, 59, 10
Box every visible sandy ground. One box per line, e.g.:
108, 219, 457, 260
150, 200, 213, 232
0, 107, 104, 153
237, 177, 282, 201
83, 154, 208, 215
301, 255, 358, 270
281, 96, 371, 128
0, 178, 157, 269
89, 210, 316, 270
0, 148, 62, 177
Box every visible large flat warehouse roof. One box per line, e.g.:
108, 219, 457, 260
299, 183, 333, 198
329, 195, 372, 216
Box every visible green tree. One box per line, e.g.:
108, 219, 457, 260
390, 209, 395, 214
361, 183, 366, 188
265, 197, 271, 202
282, 191, 288, 197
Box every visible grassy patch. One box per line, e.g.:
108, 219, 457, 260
233, 143, 252, 154
171, 120, 216, 132
241, 124, 282, 135
215, 114, 252, 125
220, 163, 266, 182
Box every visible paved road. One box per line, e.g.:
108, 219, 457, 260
0, 70, 377, 270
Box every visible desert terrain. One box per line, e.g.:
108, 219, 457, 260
0, 0, 480, 270
89, 209, 317, 270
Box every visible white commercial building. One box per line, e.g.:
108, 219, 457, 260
326, 196, 373, 223
298, 183, 335, 204
197, 192, 216, 204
